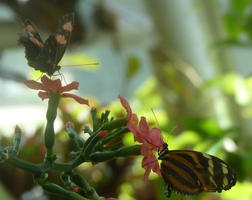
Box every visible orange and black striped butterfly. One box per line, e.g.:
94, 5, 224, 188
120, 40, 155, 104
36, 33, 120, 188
158, 143, 236, 197
19, 13, 74, 76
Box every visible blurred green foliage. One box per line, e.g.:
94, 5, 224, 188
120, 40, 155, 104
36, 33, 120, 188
222, 0, 252, 45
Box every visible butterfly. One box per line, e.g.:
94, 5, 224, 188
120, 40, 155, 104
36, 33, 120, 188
158, 143, 236, 197
19, 13, 74, 76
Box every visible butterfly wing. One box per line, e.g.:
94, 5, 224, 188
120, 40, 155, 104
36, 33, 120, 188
19, 20, 44, 64
159, 150, 236, 197
53, 13, 74, 65
35, 13, 74, 75
35, 35, 60, 75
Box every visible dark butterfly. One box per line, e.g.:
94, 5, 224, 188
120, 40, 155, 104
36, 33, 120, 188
158, 143, 236, 197
19, 13, 74, 76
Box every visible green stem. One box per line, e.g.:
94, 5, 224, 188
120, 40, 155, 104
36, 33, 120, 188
5, 154, 86, 174
42, 182, 88, 200
82, 123, 128, 159
102, 118, 127, 131
89, 145, 141, 162
65, 126, 85, 148
44, 93, 60, 159
70, 174, 102, 200
10, 126, 21, 155
6, 155, 42, 173
96, 128, 128, 147
52, 156, 85, 171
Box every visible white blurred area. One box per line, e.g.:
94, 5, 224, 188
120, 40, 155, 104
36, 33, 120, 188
0, 105, 64, 137
0, 105, 41, 136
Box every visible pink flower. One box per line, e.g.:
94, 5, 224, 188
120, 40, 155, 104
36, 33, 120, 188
138, 117, 164, 179
142, 151, 160, 179
119, 96, 164, 179
23, 75, 89, 105
118, 96, 141, 141
138, 117, 164, 152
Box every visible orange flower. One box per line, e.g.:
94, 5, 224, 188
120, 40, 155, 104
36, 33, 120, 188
23, 75, 89, 105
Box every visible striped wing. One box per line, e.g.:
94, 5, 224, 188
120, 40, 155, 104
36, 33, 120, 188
159, 150, 236, 197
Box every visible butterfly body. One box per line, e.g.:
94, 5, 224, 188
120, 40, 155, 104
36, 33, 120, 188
158, 143, 236, 197
19, 13, 74, 76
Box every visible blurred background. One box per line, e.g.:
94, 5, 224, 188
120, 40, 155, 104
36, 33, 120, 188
0, 0, 252, 199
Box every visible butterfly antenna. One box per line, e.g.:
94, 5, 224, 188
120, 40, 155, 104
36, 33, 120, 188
61, 62, 100, 67
62, 74, 68, 85
151, 108, 160, 127
169, 126, 177, 136
52, 71, 66, 84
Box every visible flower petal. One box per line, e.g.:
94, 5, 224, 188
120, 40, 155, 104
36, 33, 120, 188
118, 96, 132, 119
151, 160, 161, 175
130, 113, 138, 127
140, 143, 151, 157
142, 153, 161, 179
38, 91, 49, 100
139, 117, 149, 137
128, 123, 143, 143
41, 75, 53, 85
138, 117, 164, 151
62, 93, 89, 105
149, 128, 164, 151
142, 155, 153, 179
50, 79, 62, 92
60, 81, 79, 92
41, 75, 62, 92
23, 80, 45, 90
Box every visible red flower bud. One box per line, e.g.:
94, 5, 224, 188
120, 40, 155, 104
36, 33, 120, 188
99, 130, 109, 137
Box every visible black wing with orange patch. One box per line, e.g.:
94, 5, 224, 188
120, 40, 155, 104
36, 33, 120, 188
19, 13, 74, 76
158, 144, 236, 197
19, 20, 44, 62
54, 13, 74, 65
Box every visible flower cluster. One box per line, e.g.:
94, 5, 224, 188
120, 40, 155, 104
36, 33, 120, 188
119, 96, 164, 179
